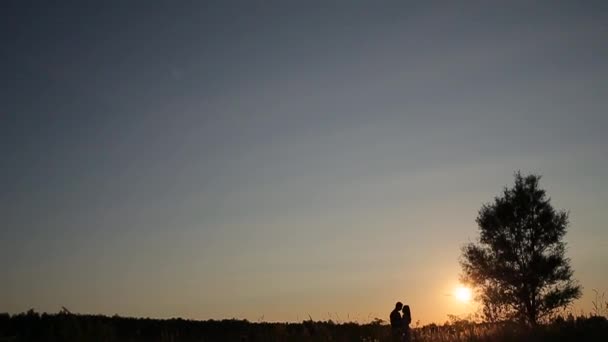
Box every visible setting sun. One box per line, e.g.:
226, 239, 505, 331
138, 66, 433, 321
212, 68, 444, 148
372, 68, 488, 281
454, 286, 472, 302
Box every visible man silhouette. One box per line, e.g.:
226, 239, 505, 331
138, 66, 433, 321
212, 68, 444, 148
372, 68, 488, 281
390, 301, 403, 340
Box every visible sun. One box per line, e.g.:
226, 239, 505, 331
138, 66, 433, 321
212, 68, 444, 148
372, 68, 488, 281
454, 286, 472, 302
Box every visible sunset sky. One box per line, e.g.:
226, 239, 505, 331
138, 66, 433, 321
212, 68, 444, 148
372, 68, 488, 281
1, 1, 607, 324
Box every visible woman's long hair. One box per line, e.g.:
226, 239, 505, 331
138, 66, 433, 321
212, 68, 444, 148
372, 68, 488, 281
402, 305, 412, 325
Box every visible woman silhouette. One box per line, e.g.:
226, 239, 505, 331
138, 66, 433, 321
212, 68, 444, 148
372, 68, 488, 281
401, 305, 412, 342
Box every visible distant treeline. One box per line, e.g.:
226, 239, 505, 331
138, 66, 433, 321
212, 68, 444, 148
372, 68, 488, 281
0, 310, 387, 342
1, 310, 607, 342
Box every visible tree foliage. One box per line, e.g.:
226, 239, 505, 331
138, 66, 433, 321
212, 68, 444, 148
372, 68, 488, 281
461, 172, 581, 325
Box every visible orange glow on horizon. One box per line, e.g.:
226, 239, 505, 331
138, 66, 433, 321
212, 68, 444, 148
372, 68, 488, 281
454, 286, 472, 303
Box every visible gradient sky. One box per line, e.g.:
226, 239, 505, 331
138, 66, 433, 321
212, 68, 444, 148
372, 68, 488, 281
1, 1, 607, 324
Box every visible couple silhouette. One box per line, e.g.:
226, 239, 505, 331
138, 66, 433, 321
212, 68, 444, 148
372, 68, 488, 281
389, 301, 412, 342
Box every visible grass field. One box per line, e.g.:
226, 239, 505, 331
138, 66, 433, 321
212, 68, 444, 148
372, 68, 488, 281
1, 310, 607, 342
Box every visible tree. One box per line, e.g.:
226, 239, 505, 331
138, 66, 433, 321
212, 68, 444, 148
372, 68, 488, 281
460, 172, 581, 325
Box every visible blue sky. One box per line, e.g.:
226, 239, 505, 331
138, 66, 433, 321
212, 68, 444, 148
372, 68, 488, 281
1, 1, 607, 323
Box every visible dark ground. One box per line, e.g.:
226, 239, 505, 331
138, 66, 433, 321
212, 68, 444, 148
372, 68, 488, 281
1, 310, 607, 342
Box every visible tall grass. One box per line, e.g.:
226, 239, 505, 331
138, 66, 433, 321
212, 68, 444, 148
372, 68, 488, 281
1, 309, 606, 341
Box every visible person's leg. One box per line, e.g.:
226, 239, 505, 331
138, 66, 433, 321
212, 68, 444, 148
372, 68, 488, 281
391, 329, 401, 342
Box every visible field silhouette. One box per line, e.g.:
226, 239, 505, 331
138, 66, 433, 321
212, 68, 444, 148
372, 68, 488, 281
1, 309, 607, 341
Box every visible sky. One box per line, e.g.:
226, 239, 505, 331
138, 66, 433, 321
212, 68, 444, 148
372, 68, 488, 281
1, 1, 607, 324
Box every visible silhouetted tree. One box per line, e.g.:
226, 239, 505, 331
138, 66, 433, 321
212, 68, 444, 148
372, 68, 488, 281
461, 172, 581, 325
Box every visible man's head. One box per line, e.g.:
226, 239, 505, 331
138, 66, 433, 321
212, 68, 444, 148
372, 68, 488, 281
395, 302, 403, 310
